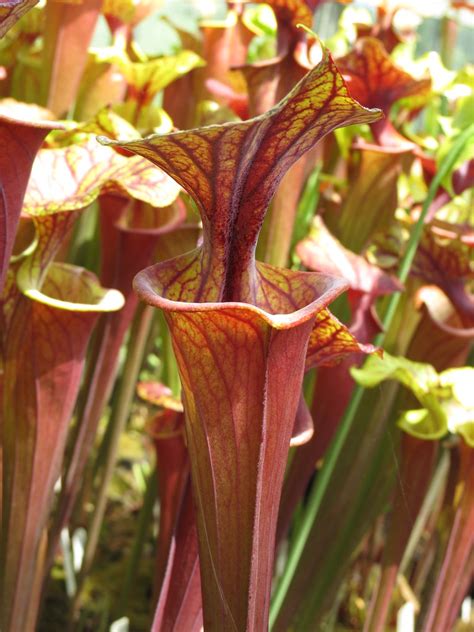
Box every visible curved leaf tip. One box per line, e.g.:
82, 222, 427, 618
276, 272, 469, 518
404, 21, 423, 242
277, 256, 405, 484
336, 37, 431, 112
352, 353, 474, 444
108, 44, 382, 304
17, 262, 125, 313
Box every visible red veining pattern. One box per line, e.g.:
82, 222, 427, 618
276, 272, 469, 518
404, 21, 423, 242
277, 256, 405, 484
107, 47, 381, 303
336, 37, 431, 112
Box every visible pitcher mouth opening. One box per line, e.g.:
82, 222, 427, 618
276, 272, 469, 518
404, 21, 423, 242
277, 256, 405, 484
18, 262, 125, 313
133, 252, 349, 330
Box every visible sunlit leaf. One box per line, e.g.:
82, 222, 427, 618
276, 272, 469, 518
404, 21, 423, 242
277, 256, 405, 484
106, 49, 204, 130
351, 351, 440, 392
440, 368, 474, 446
115, 103, 174, 135
305, 308, 377, 369
24, 136, 181, 214
49, 106, 141, 146
117, 50, 204, 99
238, 13, 320, 118
351, 352, 474, 444
138, 380, 183, 412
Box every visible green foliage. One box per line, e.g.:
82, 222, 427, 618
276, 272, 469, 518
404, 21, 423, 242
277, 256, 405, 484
352, 354, 474, 444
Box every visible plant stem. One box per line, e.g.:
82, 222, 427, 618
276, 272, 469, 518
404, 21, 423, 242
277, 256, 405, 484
269, 123, 474, 628
71, 304, 154, 617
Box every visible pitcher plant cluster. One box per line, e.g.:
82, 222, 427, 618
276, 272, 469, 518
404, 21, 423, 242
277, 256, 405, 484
0, 0, 473, 631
